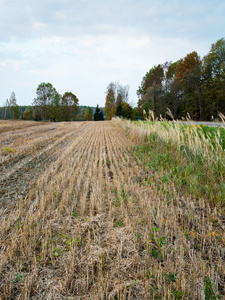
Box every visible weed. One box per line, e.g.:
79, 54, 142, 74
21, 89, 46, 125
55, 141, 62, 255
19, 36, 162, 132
158, 236, 167, 246
204, 277, 222, 299
1, 147, 16, 153
167, 273, 176, 283
153, 205, 158, 216
114, 220, 124, 227
121, 186, 127, 203
135, 232, 142, 239
53, 246, 62, 257
151, 247, 161, 259
11, 273, 23, 283
169, 289, 186, 299
66, 237, 81, 248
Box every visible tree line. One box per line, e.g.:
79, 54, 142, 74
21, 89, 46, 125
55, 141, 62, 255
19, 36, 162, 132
137, 38, 225, 121
0, 82, 105, 121
1, 37, 224, 122
0, 104, 106, 121
32, 83, 79, 121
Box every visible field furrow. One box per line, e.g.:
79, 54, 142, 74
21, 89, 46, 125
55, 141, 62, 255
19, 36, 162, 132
0, 122, 89, 211
0, 121, 224, 299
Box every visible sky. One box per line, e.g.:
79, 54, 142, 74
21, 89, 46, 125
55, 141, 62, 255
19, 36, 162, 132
0, 0, 224, 107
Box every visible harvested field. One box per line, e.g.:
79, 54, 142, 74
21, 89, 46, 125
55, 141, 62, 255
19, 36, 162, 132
0, 120, 224, 299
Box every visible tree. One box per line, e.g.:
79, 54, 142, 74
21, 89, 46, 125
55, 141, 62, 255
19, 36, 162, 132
61, 92, 79, 121
28, 107, 34, 120
33, 106, 43, 121
47, 91, 61, 122
175, 51, 202, 119
115, 92, 123, 117
163, 61, 181, 119
104, 82, 130, 120
116, 84, 129, 104
137, 65, 164, 118
104, 83, 116, 120
99, 110, 104, 121
121, 102, 134, 120
136, 38, 225, 121
83, 107, 92, 121
33, 82, 59, 120
94, 104, 104, 121
23, 110, 29, 120
202, 38, 225, 118
137, 65, 164, 98
9, 92, 20, 119
3, 99, 10, 119
116, 101, 123, 117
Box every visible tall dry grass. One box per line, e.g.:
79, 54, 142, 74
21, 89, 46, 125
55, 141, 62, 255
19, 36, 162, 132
114, 115, 225, 206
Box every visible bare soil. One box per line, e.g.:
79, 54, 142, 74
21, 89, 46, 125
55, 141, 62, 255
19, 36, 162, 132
0, 122, 88, 213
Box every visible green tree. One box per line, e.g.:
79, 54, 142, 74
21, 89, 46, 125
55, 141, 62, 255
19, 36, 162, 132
115, 92, 123, 117
121, 102, 135, 120
94, 104, 104, 121
163, 61, 181, 119
33, 106, 43, 121
202, 38, 225, 119
61, 92, 79, 121
47, 91, 61, 122
137, 65, 164, 118
28, 107, 34, 120
84, 107, 92, 121
99, 110, 104, 120
116, 101, 123, 117
33, 82, 59, 120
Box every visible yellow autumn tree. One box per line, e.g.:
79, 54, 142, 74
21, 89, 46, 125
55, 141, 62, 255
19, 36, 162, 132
83, 107, 92, 121
104, 83, 116, 120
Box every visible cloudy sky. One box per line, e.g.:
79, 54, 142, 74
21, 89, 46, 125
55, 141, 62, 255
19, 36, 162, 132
0, 0, 224, 107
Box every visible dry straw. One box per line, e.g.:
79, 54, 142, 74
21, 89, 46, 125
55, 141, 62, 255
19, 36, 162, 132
0, 120, 224, 299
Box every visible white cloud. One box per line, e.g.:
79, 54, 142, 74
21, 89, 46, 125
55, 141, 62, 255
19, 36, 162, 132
0, 0, 224, 107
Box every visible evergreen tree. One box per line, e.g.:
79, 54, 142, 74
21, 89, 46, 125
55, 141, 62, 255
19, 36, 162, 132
115, 93, 123, 117
94, 104, 104, 121
99, 110, 104, 120
116, 102, 123, 117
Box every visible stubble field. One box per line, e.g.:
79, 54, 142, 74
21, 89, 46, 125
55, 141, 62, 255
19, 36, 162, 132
0, 120, 224, 299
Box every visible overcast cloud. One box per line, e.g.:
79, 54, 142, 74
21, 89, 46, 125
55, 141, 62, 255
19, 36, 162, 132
0, 0, 224, 107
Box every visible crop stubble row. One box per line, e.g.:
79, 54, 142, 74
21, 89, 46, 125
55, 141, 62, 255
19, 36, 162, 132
0, 121, 224, 299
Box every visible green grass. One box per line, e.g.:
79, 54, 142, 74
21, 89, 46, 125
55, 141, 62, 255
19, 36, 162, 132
1, 147, 16, 153
132, 123, 225, 206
